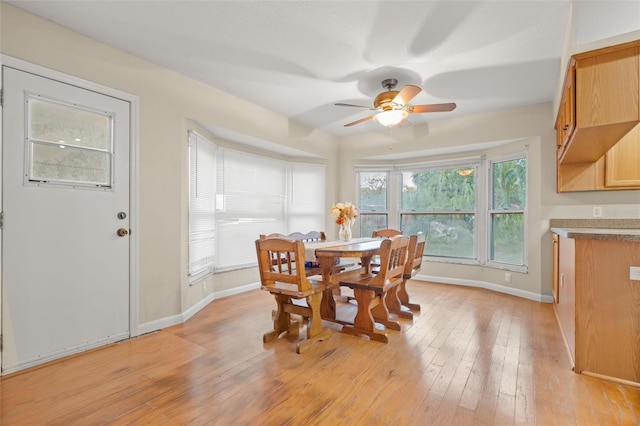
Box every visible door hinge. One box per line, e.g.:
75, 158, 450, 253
0, 212, 3, 229
0, 335, 3, 352
0, 88, 3, 107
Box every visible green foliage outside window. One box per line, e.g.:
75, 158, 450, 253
402, 169, 475, 211
401, 168, 476, 259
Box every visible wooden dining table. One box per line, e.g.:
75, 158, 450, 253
304, 237, 397, 342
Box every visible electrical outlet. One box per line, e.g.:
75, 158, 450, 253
631, 266, 640, 281
504, 272, 512, 283
593, 206, 602, 217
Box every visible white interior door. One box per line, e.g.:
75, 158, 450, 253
1, 66, 131, 374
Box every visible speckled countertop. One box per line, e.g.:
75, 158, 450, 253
550, 219, 640, 242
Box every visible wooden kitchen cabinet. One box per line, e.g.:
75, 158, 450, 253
556, 40, 640, 192
555, 59, 575, 159
557, 139, 640, 192
559, 43, 639, 165
552, 230, 640, 386
605, 124, 640, 187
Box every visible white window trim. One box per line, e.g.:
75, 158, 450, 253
485, 151, 529, 273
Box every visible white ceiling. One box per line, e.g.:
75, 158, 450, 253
9, 0, 571, 139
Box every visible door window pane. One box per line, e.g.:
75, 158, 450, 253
31, 142, 110, 185
27, 96, 113, 187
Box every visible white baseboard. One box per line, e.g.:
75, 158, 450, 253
137, 281, 261, 336
138, 276, 551, 336
415, 274, 554, 303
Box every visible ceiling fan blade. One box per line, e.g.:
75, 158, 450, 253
335, 102, 374, 109
392, 85, 422, 106
344, 115, 374, 127
409, 102, 457, 113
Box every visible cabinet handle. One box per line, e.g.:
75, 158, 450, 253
562, 125, 569, 131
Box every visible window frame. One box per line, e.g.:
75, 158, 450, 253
485, 151, 528, 273
25, 93, 115, 190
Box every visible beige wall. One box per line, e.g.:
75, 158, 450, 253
0, 4, 339, 327
2, 3, 639, 328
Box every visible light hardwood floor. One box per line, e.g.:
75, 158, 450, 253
1, 281, 638, 425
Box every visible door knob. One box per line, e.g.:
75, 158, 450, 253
117, 228, 129, 237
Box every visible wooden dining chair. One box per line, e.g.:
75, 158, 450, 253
260, 231, 352, 276
400, 232, 426, 311
384, 232, 426, 319
368, 228, 403, 269
255, 237, 332, 354
338, 235, 410, 343
371, 228, 402, 238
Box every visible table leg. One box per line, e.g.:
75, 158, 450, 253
360, 254, 373, 274
318, 256, 337, 320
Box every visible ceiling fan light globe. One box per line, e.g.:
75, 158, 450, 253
374, 109, 408, 127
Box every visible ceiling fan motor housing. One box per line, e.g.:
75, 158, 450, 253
374, 91, 400, 109
375, 78, 401, 109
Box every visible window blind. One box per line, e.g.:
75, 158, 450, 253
188, 131, 217, 282
215, 148, 287, 270
288, 162, 325, 233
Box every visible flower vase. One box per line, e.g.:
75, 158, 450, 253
339, 222, 352, 242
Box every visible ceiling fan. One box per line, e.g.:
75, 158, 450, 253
336, 78, 457, 127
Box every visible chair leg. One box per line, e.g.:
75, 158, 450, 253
342, 288, 389, 343
264, 294, 298, 343
296, 292, 331, 354
398, 280, 421, 311
371, 293, 401, 331
385, 286, 413, 320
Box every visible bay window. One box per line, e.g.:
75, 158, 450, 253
356, 152, 528, 271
